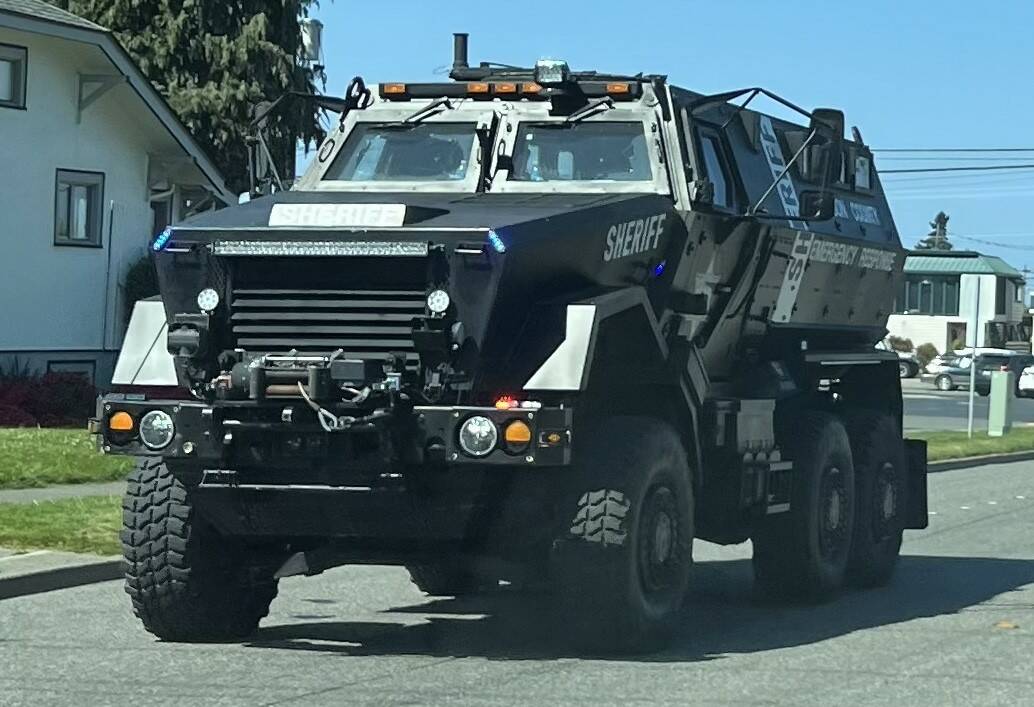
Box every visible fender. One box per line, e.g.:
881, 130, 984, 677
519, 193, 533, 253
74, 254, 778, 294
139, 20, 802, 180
111, 297, 177, 386
523, 286, 705, 484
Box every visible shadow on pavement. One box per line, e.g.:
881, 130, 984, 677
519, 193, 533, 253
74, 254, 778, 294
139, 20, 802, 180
248, 554, 1034, 661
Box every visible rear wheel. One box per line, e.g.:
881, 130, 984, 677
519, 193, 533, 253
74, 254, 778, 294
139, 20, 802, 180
753, 412, 855, 600
844, 413, 906, 587
552, 416, 693, 653
121, 458, 279, 641
935, 375, 955, 391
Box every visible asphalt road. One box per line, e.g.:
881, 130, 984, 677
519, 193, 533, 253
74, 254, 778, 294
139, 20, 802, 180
4, 461, 1034, 706
903, 378, 1034, 431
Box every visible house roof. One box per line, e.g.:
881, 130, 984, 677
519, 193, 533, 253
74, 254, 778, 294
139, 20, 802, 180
905, 251, 1024, 279
0, 1, 234, 204
0, 0, 103, 31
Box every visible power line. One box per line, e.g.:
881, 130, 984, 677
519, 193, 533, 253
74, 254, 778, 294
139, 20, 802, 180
874, 148, 1034, 153
879, 164, 1034, 174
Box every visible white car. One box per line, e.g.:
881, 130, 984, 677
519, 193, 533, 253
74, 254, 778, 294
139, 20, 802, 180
1019, 365, 1034, 398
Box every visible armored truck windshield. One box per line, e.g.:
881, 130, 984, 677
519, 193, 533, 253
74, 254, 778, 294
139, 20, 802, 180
323, 122, 477, 182
510, 122, 653, 182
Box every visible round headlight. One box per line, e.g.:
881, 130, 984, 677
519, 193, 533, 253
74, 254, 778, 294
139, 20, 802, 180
426, 289, 451, 315
139, 410, 175, 450
197, 288, 220, 312
458, 415, 497, 457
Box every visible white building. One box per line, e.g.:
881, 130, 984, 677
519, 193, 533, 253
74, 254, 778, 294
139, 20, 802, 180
887, 251, 1029, 354
0, 0, 232, 385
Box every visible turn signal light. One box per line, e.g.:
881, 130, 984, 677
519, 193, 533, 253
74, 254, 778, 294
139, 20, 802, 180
521, 82, 543, 94
504, 419, 532, 452
468, 82, 490, 94
494, 82, 517, 94
381, 83, 407, 95
108, 411, 134, 432
606, 82, 631, 94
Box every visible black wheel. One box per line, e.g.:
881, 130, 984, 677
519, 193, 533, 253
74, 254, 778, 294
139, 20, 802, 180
844, 413, 906, 587
753, 412, 855, 600
935, 375, 954, 391
406, 560, 496, 597
552, 416, 693, 653
121, 458, 279, 641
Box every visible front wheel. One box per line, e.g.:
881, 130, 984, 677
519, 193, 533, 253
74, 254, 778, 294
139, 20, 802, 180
552, 416, 693, 653
121, 458, 280, 641
935, 375, 955, 391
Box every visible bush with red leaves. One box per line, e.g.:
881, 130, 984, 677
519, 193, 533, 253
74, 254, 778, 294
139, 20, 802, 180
0, 404, 38, 427
0, 372, 96, 428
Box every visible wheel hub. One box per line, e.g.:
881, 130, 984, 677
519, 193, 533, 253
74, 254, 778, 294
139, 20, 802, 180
637, 485, 682, 598
818, 465, 849, 561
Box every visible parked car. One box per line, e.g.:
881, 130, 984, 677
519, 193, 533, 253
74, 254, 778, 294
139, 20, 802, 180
876, 339, 920, 378
975, 353, 1034, 397
925, 355, 974, 391
1019, 365, 1034, 398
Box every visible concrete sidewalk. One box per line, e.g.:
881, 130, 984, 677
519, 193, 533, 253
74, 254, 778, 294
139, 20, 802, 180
0, 481, 125, 505
0, 549, 122, 599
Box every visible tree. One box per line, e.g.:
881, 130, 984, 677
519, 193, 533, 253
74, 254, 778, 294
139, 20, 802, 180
53, 0, 325, 194
914, 211, 953, 250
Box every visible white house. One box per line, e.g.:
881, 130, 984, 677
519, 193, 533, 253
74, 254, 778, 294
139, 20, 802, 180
887, 251, 1029, 354
0, 0, 232, 385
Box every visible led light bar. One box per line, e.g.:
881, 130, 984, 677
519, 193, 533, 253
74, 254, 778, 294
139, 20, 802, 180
211, 240, 429, 257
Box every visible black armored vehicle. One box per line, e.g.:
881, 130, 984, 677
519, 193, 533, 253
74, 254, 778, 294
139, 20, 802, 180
96, 35, 927, 650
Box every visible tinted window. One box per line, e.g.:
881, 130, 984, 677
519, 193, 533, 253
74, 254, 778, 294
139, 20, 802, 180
324, 123, 476, 182
510, 122, 652, 182
700, 134, 730, 208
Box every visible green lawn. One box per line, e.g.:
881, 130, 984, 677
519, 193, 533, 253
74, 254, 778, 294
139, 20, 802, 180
912, 427, 1034, 462
0, 428, 134, 489
0, 495, 121, 555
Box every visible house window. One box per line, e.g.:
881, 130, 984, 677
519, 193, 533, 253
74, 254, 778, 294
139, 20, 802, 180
995, 277, 1007, 315
55, 170, 104, 247
0, 43, 27, 109
903, 275, 960, 315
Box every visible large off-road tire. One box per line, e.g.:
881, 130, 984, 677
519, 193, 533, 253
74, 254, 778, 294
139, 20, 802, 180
121, 458, 279, 641
406, 561, 495, 597
844, 412, 906, 588
552, 416, 693, 653
753, 412, 855, 600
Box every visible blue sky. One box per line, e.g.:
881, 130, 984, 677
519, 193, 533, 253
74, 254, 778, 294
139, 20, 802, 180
303, 0, 1034, 274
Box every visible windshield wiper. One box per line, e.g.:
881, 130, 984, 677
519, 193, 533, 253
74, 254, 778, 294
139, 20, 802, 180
402, 97, 452, 124
565, 97, 614, 124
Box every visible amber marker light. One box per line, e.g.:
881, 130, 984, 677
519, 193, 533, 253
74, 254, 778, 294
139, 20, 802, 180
109, 411, 134, 432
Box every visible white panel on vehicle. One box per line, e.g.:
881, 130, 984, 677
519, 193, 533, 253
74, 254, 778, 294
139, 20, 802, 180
268, 203, 406, 228
523, 305, 596, 391
111, 300, 177, 386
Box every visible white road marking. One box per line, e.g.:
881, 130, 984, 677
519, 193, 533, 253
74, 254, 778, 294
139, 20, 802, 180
960, 506, 971, 510
928, 511, 938, 516
988, 501, 998, 505
1018, 496, 1026, 500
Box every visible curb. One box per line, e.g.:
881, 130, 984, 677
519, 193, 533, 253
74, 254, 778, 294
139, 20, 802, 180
0, 552, 123, 600
928, 450, 1034, 473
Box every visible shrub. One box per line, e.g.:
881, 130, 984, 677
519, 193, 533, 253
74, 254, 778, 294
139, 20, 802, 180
0, 404, 37, 427
950, 338, 966, 353
887, 335, 914, 353
123, 255, 159, 324
0, 371, 96, 428
916, 343, 939, 369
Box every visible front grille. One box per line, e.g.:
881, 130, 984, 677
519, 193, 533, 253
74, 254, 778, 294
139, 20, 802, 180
230, 287, 424, 361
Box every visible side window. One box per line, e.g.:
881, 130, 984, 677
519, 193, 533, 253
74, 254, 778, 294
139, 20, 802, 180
0, 43, 27, 110
698, 132, 732, 209
55, 169, 104, 247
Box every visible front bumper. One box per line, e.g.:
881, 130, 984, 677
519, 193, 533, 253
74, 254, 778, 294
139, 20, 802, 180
91, 395, 573, 469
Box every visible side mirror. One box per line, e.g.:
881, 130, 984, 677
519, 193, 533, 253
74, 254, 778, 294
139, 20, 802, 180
799, 190, 835, 221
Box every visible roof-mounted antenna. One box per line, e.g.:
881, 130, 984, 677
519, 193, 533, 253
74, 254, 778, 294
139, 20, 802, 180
451, 33, 470, 79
